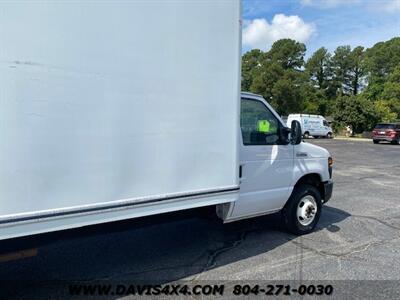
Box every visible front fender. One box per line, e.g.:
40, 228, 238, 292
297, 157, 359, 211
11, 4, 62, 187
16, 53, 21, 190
292, 157, 331, 187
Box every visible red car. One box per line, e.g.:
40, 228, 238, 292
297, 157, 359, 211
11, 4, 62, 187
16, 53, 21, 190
372, 123, 400, 144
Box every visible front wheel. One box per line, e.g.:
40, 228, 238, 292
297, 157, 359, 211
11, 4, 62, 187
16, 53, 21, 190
327, 132, 333, 139
282, 184, 322, 235
373, 140, 379, 144
303, 132, 310, 139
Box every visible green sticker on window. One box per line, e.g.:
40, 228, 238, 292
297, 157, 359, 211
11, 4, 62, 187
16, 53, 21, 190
258, 120, 270, 133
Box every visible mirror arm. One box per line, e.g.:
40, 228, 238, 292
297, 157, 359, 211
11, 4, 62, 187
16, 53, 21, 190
280, 127, 291, 145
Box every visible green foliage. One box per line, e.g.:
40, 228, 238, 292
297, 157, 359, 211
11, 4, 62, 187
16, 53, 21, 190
271, 70, 304, 115
241, 49, 264, 91
333, 95, 378, 133
381, 65, 400, 101
331, 45, 352, 95
349, 46, 365, 95
249, 61, 284, 101
305, 47, 332, 91
241, 37, 400, 132
364, 37, 400, 85
374, 100, 398, 122
266, 39, 306, 70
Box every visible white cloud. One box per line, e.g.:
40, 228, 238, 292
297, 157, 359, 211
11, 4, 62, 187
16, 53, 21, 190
242, 14, 316, 50
377, 0, 400, 12
300, 0, 400, 12
300, 0, 360, 8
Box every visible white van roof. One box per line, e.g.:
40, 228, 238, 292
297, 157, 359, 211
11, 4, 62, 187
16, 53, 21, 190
288, 114, 325, 119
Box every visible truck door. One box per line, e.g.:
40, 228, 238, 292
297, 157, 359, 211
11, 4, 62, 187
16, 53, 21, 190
231, 97, 294, 219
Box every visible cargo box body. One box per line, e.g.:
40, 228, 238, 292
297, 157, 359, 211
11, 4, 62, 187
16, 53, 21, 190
0, 1, 241, 240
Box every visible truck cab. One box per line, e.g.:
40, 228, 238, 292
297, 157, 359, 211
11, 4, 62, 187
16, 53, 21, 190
220, 93, 333, 234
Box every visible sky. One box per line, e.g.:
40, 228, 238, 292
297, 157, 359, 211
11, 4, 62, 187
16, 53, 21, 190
242, 0, 400, 56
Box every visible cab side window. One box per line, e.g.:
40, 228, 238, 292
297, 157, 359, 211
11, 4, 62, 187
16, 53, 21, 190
240, 99, 280, 145
323, 120, 329, 127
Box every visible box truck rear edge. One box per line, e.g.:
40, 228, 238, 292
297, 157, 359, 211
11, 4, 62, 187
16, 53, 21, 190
0, 1, 333, 241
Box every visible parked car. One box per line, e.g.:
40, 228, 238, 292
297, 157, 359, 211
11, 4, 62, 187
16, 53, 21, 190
372, 123, 400, 144
287, 114, 333, 139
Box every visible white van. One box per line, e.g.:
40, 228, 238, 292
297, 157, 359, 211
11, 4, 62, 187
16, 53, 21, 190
287, 114, 333, 138
0, 1, 333, 240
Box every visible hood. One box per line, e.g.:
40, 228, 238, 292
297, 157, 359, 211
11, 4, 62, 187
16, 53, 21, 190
297, 141, 330, 158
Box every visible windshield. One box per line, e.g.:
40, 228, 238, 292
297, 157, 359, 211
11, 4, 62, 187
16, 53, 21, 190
375, 124, 395, 129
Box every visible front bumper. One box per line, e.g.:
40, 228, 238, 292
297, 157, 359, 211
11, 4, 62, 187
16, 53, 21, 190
373, 136, 396, 142
322, 180, 333, 203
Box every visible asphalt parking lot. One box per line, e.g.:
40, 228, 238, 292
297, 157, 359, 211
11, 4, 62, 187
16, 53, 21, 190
1, 139, 400, 298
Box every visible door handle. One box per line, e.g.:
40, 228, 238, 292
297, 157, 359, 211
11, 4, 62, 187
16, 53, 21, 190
239, 165, 243, 178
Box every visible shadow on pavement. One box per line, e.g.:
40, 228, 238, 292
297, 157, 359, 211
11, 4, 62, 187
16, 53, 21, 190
0, 205, 350, 299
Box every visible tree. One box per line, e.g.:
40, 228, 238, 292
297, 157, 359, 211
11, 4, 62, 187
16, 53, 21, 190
300, 85, 330, 115
378, 65, 400, 120
374, 100, 398, 122
266, 39, 306, 70
241, 37, 400, 133
364, 37, 400, 86
245, 39, 308, 115
241, 49, 264, 91
331, 46, 353, 95
349, 46, 365, 95
306, 47, 332, 90
249, 61, 284, 102
381, 65, 400, 100
333, 95, 378, 134
271, 70, 304, 115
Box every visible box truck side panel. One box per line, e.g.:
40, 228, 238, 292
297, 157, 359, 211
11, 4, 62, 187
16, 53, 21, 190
0, 1, 241, 239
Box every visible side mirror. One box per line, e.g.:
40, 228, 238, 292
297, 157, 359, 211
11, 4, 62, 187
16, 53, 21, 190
290, 120, 302, 145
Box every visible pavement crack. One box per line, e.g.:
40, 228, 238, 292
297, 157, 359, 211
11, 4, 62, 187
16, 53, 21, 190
289, 238, 379, 258
189, 228, 252, 282
357, 175, 381, 181
92, 263, 204, 281
350, 214, 400, 231
92, 251, 207, 281
290, 233, 400, 261
324, 206, 400, 231
203, 230, 248, 271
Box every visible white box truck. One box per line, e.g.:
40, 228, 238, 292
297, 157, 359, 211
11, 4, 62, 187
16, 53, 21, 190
287, 114, 333, 139
0, 1, 333, 240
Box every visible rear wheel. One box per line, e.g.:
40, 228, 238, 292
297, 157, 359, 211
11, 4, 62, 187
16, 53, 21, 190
391, 138, 399, 145
303, 132, 310, 139
373, 140, 379, 144
282, 184, 322, 235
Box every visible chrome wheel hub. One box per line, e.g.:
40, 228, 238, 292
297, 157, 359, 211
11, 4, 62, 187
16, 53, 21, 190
297, 195, 317, 226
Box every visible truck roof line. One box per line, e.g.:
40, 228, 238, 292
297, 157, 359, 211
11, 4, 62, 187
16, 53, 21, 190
241, 91, 263, 98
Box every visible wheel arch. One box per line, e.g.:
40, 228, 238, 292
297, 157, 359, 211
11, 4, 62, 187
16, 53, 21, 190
291, 173, 325, 203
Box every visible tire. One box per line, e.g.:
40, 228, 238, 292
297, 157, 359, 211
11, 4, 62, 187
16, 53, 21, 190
391, 138, 399, 145
373, 140, 379, 144
282, 184, 322, 235
303, 132, 310, 139
327, 132, 333, 139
